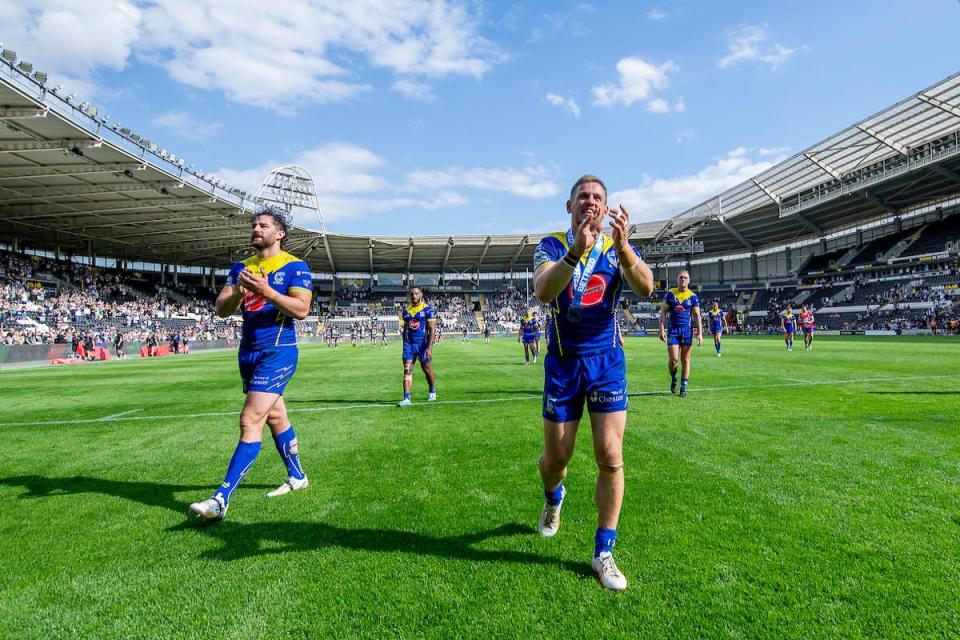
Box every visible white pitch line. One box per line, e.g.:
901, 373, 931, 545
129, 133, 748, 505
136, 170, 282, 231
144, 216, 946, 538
99, 408, 143, 421
0, 374, 952, 428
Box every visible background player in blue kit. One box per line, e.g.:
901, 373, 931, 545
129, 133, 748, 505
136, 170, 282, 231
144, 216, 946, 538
518, 310, 538, 364
707, 300, 728, 357
658, 271, 703, 397
781, 306, 797, 352
533, 313, 543, 356
532, 175, 654, 591
190, 207, 313, 520
398, 286, 437, 406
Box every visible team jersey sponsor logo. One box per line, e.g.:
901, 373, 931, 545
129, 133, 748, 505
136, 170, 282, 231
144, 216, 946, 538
607, 252, 619, 269
273, 271, 285, 285
408, 319, 421, 330
569, 274, 608, 306
244, 291, 267, 312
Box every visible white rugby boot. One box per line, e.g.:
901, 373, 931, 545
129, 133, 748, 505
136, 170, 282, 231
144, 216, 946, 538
267, 475, 309, 498
189, 495, 227, 521
592, 552, 628, 591
537, 485, 566, 537
397, 398, 413, 407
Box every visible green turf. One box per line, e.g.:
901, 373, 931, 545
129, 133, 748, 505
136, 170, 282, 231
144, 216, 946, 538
1, 336, 958, 639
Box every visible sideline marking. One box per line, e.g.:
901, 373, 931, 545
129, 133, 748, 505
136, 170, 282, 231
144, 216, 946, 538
0, 375, 951, 428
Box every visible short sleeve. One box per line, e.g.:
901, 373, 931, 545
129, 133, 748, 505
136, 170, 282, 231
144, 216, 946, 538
226, 262, 244, 286
533, 236, 565, 271
691, 294, 700, 307
662, 290, 672, 305
288, 261, 313, 292
425, 306, 436, 319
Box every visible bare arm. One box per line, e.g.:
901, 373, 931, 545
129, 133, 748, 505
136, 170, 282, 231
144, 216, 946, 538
214, 284, 244, 318
533, 260, 577, 304
658, 303, 669, 341
425, 319, 436, 354
692, 306, 703, 345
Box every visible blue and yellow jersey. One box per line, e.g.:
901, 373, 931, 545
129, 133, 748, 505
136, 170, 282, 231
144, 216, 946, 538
782, 312, 796, 329
520, 316, 537, 337
708, 309, 724, 330
533, 232, 639, 357
663, 288, 700, 330
227, 251, 312, 350
401, 302, 436, 344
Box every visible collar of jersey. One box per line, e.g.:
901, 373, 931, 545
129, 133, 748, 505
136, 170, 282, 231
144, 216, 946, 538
406, 302, 427, 315
242, 251, 297, 274
550, 231, 615, 263
670, 287, 695, 303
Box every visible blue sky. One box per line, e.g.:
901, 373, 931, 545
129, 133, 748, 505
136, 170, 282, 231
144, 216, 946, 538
4, 0, 960, 236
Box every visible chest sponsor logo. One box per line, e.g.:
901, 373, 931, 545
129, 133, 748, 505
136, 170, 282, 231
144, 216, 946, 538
408, 319, 421, 330
568, 274, 608, 307
244, 292, 267, 312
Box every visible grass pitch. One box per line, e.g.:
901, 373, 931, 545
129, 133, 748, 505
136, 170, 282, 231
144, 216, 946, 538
1, 336, 958, 639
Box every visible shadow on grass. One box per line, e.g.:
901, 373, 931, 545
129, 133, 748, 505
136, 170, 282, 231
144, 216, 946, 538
0, 475, 272, 515
172, 518, 592, 577
463, 389, 540, 396
284, 398, 394, 405
867, 391, 960, 396
0, 475, 594, 578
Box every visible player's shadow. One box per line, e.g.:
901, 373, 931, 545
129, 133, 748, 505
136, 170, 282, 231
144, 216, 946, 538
0, 475, 273, 516
172, 518, 592, 576
464, 389, 540, 396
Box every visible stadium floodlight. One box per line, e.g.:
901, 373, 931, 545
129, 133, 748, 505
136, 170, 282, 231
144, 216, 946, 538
254, 165, 326, 234
16, 61, 32, 73
129, 133, 140, 142
159, 149, 168, 158
120, 127, 131, 136
1, 50, 16, 63
83, 105, 98, 118
33, 71, 47, 84
148, 143, 158, 152
51, 83, 63, 94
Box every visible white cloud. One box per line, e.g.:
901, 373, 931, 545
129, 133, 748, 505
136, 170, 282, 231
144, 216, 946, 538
592, 57, 678, 108
718, 24, 799, 70
609, 147, 789, 221
545, 93, 581, 117
405, 165, 560, 199
151, 110, 222, 141
647, 8, 667, 21
4, 0, 504, 112
392, 78, 437, 101
674, 129, 697, 144
647, 98, 670, 113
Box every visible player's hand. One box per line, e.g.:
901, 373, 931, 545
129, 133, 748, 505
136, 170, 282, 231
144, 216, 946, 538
697, 334, 703, 346
573, 209, 603, 254
658, 328, 666, 342
239, 268, 271, 296
610, 205, 632, 253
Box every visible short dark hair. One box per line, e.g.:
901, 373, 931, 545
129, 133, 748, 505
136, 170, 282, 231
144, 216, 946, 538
569, 175, 607, 201
251, 205, 291, 246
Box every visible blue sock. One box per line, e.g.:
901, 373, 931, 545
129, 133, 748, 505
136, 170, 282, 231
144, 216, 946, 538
429, 385, 436, 393
403, 391, 410, 400
272, 426, 305, 480
680, 377, 688, 389
594, 527, 617, 557
214, 440, 262, 504
544, 483, 564, 506
671, 371, 677, 382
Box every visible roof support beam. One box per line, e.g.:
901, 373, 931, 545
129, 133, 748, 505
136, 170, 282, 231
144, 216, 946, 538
0, 107, 48, 120
2, 197, 216, 220
751, 179, 780, 204
0, 139, 102, 153
506, 235, 530, 273
856, 125, 909, 156
792, 211, 822, 234
917, 93, 960, 119
0, 163, 145, 180
406, 237, 415, 275
0, 181, 180, 200
441, 237, 455, 273
803, 152, 843, 180
368, 238, 375, 275
476, 235, 493, 270
864, 192, 897, 215
932, 164, 960, 185
717, 216, 753, 250
322, 233, 336, 275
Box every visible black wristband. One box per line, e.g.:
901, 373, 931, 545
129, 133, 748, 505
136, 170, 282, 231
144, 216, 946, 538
562, 251, 581, 268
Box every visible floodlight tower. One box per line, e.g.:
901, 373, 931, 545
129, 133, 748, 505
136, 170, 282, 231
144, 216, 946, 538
253, 165, 326, 234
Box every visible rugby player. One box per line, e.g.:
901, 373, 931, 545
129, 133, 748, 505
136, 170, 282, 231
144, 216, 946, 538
798, 304, 815, 351
398, 286, 437, 406
781, 306, 797, 352
190, 207, 313, 521
533, 175, 654, 591
518, 310, 538, 364
658, 271, 702, 397
707, 300, 728, 357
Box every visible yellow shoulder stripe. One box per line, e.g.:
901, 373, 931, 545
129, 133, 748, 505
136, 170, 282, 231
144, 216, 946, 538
406, 302, 427, 315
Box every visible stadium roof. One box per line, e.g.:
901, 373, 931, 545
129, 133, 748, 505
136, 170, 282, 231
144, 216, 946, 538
1, 49, 959, 273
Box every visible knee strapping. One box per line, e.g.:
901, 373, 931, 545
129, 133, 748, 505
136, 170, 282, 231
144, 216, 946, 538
597, 461, 624, 470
